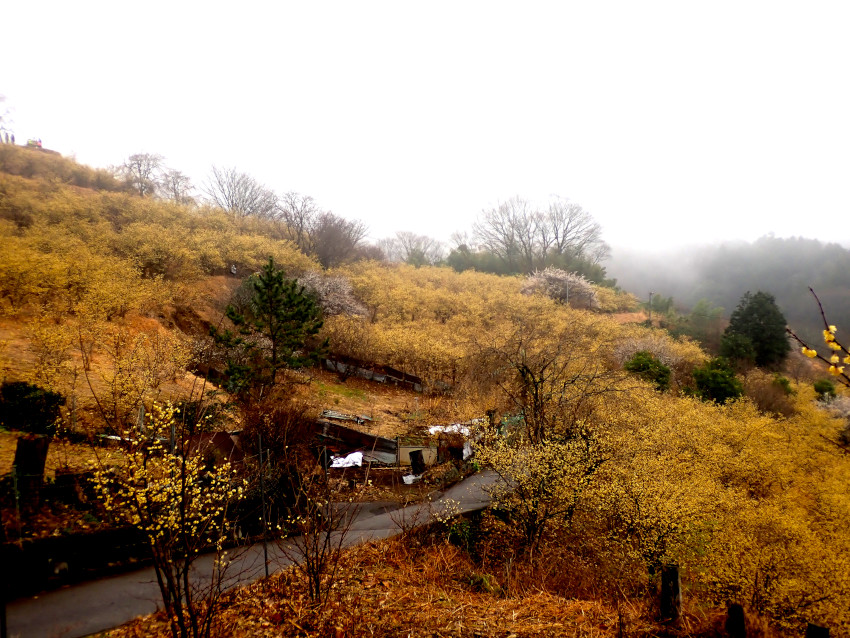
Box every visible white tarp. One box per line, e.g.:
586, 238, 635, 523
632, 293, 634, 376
427, 424, 473, 459
330, 451, 363, 468
402, 473, 423, 485
428, 424, 470, 437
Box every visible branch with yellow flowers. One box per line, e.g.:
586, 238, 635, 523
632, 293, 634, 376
786, 288, 850, 387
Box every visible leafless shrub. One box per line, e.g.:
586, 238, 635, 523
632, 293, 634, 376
741, 370, 796, 417
276, 459, 360, 613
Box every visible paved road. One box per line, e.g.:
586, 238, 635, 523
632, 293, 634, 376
6, 471, 496, 638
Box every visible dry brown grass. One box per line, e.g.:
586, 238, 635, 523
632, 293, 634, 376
101, 531, 783, 638
611, 312, 648, 325
104, 538, 619, 638
306, 367, 455, 439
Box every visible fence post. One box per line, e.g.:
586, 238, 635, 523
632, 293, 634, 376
725, 603, 746, 638
659, 564, 681, 620
258, 434, 269, 580
806, 624, 829, 638
11, 466, 22, 539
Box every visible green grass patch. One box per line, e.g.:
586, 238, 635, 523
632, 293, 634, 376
316, 382, 368, 402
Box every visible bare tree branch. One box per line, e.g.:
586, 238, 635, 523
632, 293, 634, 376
204, 166, 278, 219
159, 168, 195, 205
120, 153, 164, 197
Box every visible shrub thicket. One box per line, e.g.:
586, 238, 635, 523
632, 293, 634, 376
623, 350, 671, 391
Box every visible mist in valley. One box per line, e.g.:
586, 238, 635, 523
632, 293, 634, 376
606, 235, 850, 345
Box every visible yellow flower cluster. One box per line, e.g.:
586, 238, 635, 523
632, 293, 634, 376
801, 347, 818, 358
824, 327, 842, 350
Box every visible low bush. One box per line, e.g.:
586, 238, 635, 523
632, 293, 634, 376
624, 350, 671, 391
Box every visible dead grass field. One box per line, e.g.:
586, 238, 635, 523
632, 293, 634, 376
100, 533, 749, 638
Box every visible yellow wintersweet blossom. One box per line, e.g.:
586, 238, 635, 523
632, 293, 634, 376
802, 347, 818, 358
91, 403, 245, 637
828, 341, 843, 351
824, 329, 836, 343
831, 354, 840, 364
828, 365, 845, 376
844, 355, 850, 365
829, 325, 838, 334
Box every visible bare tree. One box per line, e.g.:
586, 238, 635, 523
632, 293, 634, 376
472, 196, 528, 271
277, 191, 320, 252
0, 94, 12, 137
469, 310, 623, 444
449, 230, 474, 251
545, 198, 609, 263
349, 243, 386, 262
120, 153, 164, 197
472, 196, 609, 273
159, 168, 195, 205
204, 166, 278, 219
380, 231, 445, 266
310, 212, 368, 268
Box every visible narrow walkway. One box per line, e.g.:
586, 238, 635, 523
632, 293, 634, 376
6, 471, 495, 638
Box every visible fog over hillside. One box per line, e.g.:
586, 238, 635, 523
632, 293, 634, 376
606, 236, 850, 344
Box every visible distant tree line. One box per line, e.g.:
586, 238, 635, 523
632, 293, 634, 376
116, 153, 616, 283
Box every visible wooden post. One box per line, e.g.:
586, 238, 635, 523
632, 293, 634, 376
806, 624, 829, 638
659, 564, 681, 620
258, 434, 269, 579
13, 435, 50, 515
725, 603, 746, 638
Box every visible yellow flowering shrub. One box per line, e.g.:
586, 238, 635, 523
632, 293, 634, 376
594, 285, 639, 313
91, 403, 246, 638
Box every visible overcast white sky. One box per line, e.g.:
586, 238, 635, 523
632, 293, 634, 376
3, 1, 849, 251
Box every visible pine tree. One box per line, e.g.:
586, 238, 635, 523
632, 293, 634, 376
722, 291, 790, 368
212, 257, 327, 394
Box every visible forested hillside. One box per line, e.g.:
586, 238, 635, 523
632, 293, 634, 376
2, 146, 849, 636
608, 236, 850, 344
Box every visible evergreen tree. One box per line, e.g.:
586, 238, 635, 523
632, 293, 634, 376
723, 291, 790, 368
688, 358, 743, 405
212, 257, 327, 394
624, 351, 671, 391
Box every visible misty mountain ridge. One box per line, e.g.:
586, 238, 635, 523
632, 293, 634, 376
606, 235, 850, 344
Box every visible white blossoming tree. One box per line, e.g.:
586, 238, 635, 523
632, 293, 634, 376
521, 267, 599, 310
296, 270, 367, 317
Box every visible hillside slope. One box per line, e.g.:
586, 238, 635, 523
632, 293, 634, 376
2, 147, 849, 635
